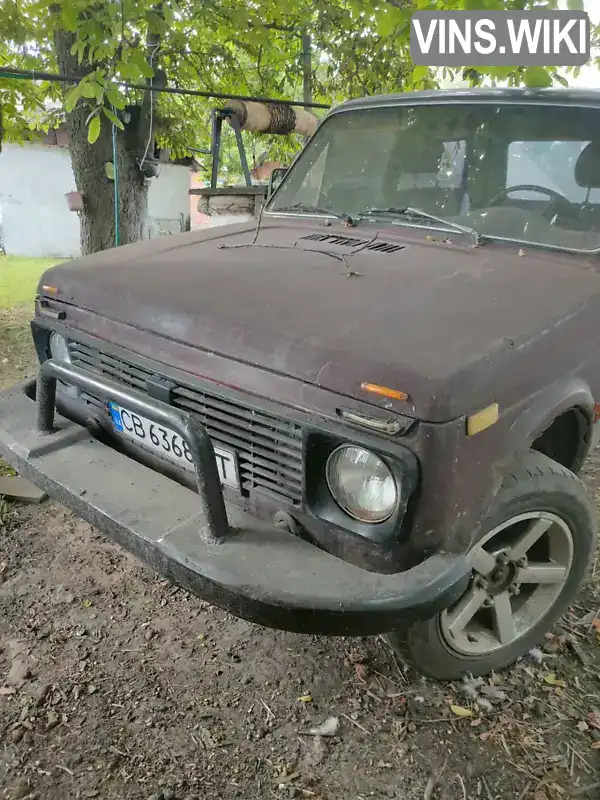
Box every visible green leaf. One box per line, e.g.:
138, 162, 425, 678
524, 66, 553, 88
140, 61, 154, 79
487, 65, 513, 80
105, 161, 115, 180
61, 3, 78, 32
411, 65, 430, 84
163, 4, 175, 26
87, 115, 101, 144
81, 81, 96, 99
92, 81, 104, 102
73, 40, 86, 64
542, 672, 566, 687
567, 0, 584, 9
376, 9, 399, 37
117, 61, 141, 80
450, 704, 473, 718
103, 106, 124, 129
130, 49, 154, 79
146, 9, 167, 36
64, 83, 83, 113
106, 88, 125, 110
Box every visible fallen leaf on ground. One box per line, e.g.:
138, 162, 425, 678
479, 685, 508, 702
461, 674, 483, 699
542, 673, 566, 687
588, 711, 600, 729
297, 695, 312, 703
528, 647, 544, 664
450, 705, 473, 718
308, 717, 339, 736
476, 697, 493, 713
575, 609, 599, 626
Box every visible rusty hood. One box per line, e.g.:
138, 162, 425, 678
39, 219, 600, 422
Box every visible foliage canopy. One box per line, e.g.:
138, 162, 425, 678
1, 0, 597, 180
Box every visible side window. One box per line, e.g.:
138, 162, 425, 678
506, 141, 600, 203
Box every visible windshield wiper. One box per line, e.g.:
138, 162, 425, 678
274, 202, 357, 227
359, 206, 483, 245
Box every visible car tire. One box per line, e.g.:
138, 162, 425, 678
387, 450, 597, 680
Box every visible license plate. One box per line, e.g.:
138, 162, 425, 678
107, 402, 240, 490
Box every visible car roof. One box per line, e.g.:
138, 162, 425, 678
328, 87, 600, 116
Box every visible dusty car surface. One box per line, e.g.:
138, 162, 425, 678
1, 87, 600, 680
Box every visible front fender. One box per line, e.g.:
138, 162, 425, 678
505, 376, 594, 470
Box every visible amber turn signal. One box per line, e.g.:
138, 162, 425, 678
467, 403, 499, 436
360, 382, 408, 402
41, 285, 60, 295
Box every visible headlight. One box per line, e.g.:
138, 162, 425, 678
49, 332, 78, 398
325, 445, 398, 523
49, 332, 70, 362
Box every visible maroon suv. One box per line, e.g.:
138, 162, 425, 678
1, 87, 599, 679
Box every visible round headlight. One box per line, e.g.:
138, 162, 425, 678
326, 445, 398, 523
49, 333, 78, 398
49, 332, 70, 362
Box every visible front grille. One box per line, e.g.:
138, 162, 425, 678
67, 340, 304, 505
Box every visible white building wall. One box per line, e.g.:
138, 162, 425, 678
0, 143, 80, 258
147, 162, 191, 236
0, 142, 191, 258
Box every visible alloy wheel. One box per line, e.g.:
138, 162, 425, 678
439, 512, 574, 656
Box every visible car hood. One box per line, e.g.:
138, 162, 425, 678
39, 219, 600, 422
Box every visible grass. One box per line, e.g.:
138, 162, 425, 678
0, 255, 67, 390
0, 254, 66, 480
0, 254, 63, 309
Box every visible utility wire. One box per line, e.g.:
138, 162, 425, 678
0, 66, 331, 109
111, 107, 120, 246
139, 41, 161, 171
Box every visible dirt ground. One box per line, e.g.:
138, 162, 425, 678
1, 322, 600, 800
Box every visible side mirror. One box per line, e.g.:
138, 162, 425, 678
266, 167, 288, 200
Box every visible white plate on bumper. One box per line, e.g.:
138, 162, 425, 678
107, 402, 240, 490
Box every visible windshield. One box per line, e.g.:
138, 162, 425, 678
266, 101, 600, 254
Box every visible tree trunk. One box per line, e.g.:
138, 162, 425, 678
53, 29, 150, 255
67, 102, 149, 254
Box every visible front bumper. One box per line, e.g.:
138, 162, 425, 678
0, 361, 471, 636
